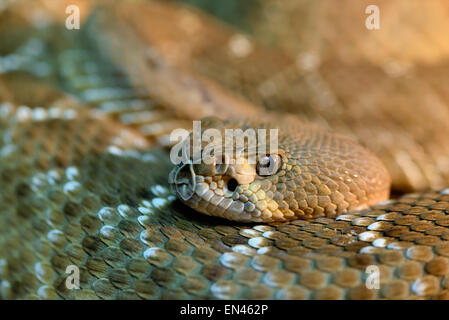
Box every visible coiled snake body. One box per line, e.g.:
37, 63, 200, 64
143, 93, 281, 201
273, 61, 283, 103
2, 0, 449, 300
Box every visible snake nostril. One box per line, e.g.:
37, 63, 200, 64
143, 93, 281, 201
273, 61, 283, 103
227, 178, 238, 192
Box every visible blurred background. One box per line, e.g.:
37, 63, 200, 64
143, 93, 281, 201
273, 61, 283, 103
1, 0, 449, 194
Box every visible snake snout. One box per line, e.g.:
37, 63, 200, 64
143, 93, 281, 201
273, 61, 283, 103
170, 162, 196, 201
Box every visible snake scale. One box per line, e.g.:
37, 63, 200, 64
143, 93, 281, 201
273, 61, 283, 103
2, 0, 449, 300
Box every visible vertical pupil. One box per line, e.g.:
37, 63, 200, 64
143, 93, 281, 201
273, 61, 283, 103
262, 156, 271, 167
256, 155, 281, 177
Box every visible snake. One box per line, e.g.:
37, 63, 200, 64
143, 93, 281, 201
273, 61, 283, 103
2, 0, 449, 300
168, 117, 391, 223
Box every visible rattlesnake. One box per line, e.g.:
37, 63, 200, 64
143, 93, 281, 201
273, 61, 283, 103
2, 0, 449, 300
168, 117, 390, 222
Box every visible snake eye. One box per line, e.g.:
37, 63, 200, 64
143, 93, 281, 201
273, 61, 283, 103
214, 154, 228, 175
256, 154, 282, 176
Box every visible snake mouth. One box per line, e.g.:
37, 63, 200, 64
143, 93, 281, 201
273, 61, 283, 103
169, 165, 258, 222
169, 162, 197, 201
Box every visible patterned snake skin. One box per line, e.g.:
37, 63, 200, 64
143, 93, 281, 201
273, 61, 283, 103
2, 0, 449, 300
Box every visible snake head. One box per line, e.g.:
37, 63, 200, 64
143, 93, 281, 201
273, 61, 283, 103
168, 117, 288, 222
169, 117, 391, 223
